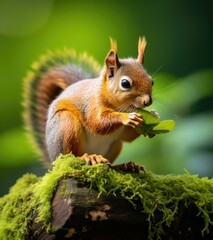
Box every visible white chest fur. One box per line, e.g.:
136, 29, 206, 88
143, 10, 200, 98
81, 128, 123, 156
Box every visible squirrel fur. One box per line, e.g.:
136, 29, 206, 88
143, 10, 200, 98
23, 37, 154, 166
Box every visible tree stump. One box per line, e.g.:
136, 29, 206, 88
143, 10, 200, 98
0, 155, 213, 240
29, 178, 213, 240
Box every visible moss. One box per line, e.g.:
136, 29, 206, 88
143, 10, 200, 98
0, 174, 39, 240
0, 154, 213, 239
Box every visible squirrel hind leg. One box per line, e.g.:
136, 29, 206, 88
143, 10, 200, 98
46, 106, 84, 162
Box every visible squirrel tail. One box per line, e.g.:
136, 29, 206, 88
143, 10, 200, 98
23, 48, 101, 166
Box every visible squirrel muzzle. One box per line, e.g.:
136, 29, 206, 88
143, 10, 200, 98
134, 94, 152, 108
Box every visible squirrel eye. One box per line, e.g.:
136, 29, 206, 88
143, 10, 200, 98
121, 79, 132, 89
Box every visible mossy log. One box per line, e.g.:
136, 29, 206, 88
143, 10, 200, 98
29, 178, 212, 240
0, 154, 213, 240
30, 178, 149, 240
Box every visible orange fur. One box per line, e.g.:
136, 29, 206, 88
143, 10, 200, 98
122, 126, 140, 142
105, 140, 123, 162
86, 101, 124, 135
110, 37, 118, 52
29, 37, 153, 165
56, 100, 84, 156
59, 111, 83, 155
137, 36, 147, 64
56, 99, 83, 118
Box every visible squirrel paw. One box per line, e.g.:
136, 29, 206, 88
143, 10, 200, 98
112, 161, 145, 173
123, 112, 143, 128
150, 109, 160, 119
148, 109, 160, 138
81, 153, 111, 166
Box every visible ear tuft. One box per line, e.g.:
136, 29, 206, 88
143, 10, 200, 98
110, 37, 118, 53
137, 36, 147, 65
104, 38, 121, 80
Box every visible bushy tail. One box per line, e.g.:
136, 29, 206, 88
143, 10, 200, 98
23, 49, 101, 166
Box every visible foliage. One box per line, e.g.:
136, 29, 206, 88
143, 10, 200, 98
137, 109, 175, 137
0, 1, 212, 197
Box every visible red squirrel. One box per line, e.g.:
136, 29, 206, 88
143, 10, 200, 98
24, 37, 154, 168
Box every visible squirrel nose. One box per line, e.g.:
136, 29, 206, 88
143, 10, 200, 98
143, 95, 152, 107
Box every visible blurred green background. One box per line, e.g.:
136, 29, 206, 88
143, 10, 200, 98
0, 0, 213, 196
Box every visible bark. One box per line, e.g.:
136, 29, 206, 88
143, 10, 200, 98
28, 178, 213, 240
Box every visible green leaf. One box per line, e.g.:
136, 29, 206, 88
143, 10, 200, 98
136, 109, 175, 137
137, 109, 160, 125
153, 120, 175, 133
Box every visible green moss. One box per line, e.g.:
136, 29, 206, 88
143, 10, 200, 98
0, 154, 213, 239
0, 174, 39, 240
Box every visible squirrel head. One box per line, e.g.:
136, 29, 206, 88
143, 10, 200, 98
102, 37, 154, 112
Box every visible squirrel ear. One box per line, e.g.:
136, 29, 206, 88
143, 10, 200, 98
105, 38, 121, 79
137, 36, 147, 65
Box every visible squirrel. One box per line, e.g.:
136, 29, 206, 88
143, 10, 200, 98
23, 37, 154, 168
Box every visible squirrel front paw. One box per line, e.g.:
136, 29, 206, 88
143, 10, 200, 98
122, 112, 143, 128
81, 153, 110, 166
150, 109, 160, 119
